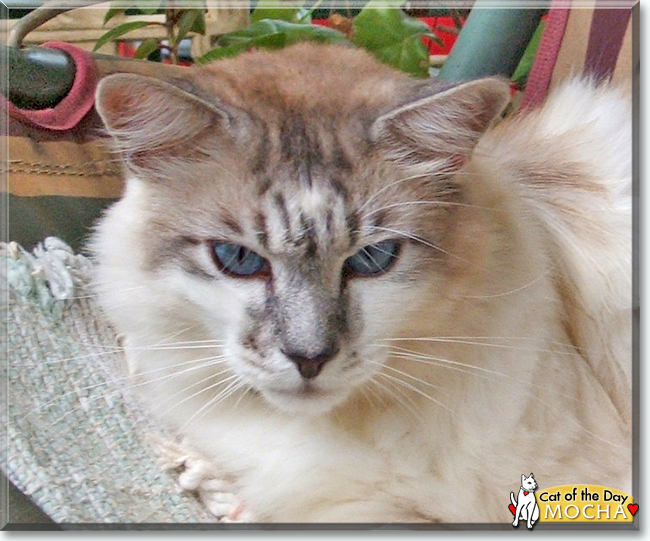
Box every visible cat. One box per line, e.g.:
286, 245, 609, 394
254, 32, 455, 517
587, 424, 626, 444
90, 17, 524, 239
90, 42, 632, 523
511, 473, 540, 529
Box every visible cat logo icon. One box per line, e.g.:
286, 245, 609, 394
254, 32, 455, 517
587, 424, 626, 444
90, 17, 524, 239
510, 473, 540, 529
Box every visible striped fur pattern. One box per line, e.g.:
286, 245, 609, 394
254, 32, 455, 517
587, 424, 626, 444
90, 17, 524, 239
91, 44, 631, 522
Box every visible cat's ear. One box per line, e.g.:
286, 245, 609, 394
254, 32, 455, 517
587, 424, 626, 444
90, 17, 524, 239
95, 73, 237, 176
371, 78, 510, 173
521, 474, 526, 484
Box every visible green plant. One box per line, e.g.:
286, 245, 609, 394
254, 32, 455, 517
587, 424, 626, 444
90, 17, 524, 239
95, 1, 442, 78
95, 2, 206, 64
511, 16, 545, 90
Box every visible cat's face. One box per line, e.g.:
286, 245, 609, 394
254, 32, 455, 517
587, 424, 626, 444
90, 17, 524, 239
117, 133, 459, 415
94, 44, 509, 415
522, 474, 537, 491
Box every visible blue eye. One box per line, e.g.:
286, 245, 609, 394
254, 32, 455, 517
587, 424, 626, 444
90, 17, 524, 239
212, 242, 268, 277
344, 240, 400, 276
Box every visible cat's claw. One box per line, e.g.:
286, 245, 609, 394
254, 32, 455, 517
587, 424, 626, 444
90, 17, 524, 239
175, 454, 250, 520
183, 463, 254, 521
152, 436, 254, 522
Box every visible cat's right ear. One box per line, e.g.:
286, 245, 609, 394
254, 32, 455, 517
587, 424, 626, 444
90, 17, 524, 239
371, 78, 510, 174
95, 74, 237, 177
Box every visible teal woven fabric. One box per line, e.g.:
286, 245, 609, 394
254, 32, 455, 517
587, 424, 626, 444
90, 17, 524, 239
1, 238, 216, 524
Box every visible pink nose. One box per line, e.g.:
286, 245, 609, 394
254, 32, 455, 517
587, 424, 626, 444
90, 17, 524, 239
282, 347, 339, 379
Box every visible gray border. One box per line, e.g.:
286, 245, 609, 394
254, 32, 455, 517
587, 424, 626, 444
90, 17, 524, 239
0, 0, 641, 531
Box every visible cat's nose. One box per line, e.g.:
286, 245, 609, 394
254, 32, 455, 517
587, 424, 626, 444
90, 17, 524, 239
282, 346, 340, 379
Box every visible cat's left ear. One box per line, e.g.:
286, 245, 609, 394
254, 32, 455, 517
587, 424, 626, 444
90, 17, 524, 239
95, 73, 241, 177
372, 78, 510, 173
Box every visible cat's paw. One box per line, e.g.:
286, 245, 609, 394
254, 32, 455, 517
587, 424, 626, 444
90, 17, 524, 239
179, 458, 256, 522
183, 473, 255, 522
151, 436, 254, 521
218, 502, 257, 523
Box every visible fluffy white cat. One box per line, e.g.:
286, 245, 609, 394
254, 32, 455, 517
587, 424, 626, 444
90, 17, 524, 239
91, 44, 632, 523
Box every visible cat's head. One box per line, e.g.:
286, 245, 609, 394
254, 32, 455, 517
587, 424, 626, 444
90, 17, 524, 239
522, 474, 537, 491
94, 44, 509, 415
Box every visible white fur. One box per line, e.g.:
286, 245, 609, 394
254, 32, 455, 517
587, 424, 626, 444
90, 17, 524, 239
92, 79, 632, 522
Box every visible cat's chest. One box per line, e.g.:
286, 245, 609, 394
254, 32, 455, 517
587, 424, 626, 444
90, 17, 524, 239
180, 397, 437, 477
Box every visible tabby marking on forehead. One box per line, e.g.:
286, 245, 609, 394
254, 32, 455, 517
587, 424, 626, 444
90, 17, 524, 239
251, 120, 271, 176
251, 114, 361, 184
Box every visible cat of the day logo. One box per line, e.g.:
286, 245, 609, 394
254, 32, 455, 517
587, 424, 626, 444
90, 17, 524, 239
508, 476, 637, 528
510, 473, 540, 529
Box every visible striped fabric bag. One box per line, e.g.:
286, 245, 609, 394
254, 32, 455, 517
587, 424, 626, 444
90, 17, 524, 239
522, 1, 635, 110
2, 42, 187, 252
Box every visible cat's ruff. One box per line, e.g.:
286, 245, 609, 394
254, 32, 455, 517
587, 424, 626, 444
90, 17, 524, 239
92, 43, 632, 523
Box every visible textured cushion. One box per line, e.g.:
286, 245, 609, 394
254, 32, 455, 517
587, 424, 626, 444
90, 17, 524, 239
1, 238, 216, 524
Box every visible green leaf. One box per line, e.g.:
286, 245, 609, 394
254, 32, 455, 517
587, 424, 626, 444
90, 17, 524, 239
190, 10, 206, 35
353, 4, 437, 77
250, 0, 304, 24
134, 38, 159, 59
373, 35, 432, 78
512, 19, 545, 86
354, 6, 435, 50
174, 9, 200, 45
103, 7, 124, 26
198, 19, 350, 64
94, 21, 154, 51
216, 19, 349, 48
296, 8, 312, 24
197, 42, 253, 63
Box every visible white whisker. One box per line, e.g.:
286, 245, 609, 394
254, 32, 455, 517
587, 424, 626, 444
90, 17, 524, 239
376, 336, 577, 357
459, 266, 555, 300
180, 376, 245, 431
375, 370, 451, 413
366, 225, 466, 261
367, 376, 422, 420
25, 355, 228, 421
65, 285, 148, 301
357, 173, 430, 213
362, 200, 501, 221
157, 367, 234, 420
369, 359, 448, 395
386, 346, 595, 406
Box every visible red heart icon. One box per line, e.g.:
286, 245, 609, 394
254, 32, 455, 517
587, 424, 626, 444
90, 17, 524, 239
628, 503, 638, 516
509, 503, 516, 516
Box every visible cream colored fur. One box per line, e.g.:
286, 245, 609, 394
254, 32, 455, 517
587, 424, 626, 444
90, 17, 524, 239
92, 75, 632, 523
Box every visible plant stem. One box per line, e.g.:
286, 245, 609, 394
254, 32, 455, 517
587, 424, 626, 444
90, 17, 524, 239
165, 8, 179, 65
